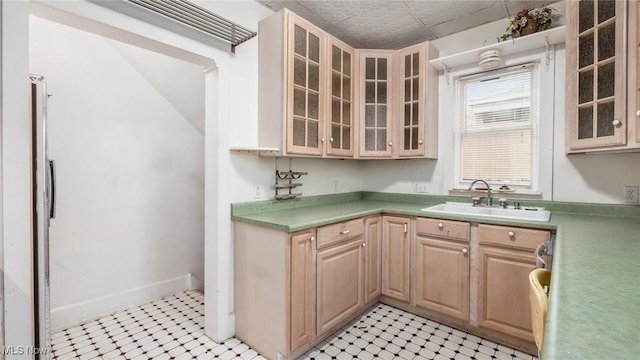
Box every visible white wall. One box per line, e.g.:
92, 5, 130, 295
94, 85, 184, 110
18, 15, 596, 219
29, 16, 205, 329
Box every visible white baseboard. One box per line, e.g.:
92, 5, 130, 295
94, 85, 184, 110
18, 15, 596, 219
50, 274, 194, 331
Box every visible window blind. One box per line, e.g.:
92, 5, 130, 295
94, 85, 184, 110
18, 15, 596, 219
458, 64, 537, 186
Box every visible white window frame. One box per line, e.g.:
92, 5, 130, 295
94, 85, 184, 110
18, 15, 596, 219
450, 51, 554, 197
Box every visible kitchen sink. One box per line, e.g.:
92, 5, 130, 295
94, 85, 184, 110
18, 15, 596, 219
421, 202, 551, 222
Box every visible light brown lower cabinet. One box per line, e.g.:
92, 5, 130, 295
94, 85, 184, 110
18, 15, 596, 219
381, 215, 412, 302
364, 216, 382, 303
475, 224, 550, 342
290, 229, 317, 352
413, 218, 470, 321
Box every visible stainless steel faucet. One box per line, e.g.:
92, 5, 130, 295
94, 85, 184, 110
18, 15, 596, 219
468, 179, 493, 206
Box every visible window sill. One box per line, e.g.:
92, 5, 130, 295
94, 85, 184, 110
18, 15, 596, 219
449, 189, 543, 200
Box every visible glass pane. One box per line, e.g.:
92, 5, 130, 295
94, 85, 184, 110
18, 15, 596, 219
378, 58, 387, 80
377, 105, 387, 127
294, 89, 306, 116
365, 129, 375, 151
293, 118, 306, 146
343, 102, 351, 126
412, 77, 419, 101
377, 82, 387, 104
579, 33, 594, 69
332, 45, 341, 71
343, 77, 351, 101
598, 0, 615, 23
343, 52, 351, 76
404, 128, 410, 150
376, 129, 387, 151
579, 0, 594, 33
308, 120, 318, 147
308, 33, 320, 63
365, 58, 376, 79
578, 107, 593, 139
404, 55, 411, 77
294, 25, 306, 56
332, 72, 341, 97
598, 23, 615, 61
332, 99, 340, 124
365, 81, 375, 103
308, 93, 319, 120
308, 63, 319, 91
597, 62, 615, 99
413, 53, 419, 76
343, 127, 351, 150
332, 125, 340, 149
404, 79, 411, 102
596, 101, 614, 137
412, 103, 419, 125
411, 127, 419, 149
404, 104, 411, 126
579, 70, 594, 104
365, 105, 375, 127
294, 58, 306, 87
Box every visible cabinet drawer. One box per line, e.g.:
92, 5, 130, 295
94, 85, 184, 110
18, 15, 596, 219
317, 219, 364, 249
478, 224, 550, 251
416, 218, 470, 242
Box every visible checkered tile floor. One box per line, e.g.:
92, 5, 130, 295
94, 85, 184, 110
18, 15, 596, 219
51, 291, 536, 360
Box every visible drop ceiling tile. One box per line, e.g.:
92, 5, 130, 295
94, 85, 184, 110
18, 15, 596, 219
428, 2, 507, 39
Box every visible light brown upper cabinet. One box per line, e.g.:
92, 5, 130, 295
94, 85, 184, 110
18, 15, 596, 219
630, 0, 640, 145
566, 0, 640, 153
397, 43, 439, 158
357, 50, 396, 157
326, 37, 355, 157
259, 9, 325, 156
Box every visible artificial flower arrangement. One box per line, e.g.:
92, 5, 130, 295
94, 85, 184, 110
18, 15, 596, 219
499, 6, 555, 41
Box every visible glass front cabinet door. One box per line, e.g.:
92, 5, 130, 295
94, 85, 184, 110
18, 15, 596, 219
326, 37, 355, 157
566, 0, 627, 152
358, 51, 395, 157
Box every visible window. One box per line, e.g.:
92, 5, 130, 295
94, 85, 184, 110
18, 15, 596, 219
456, 63, 538, 189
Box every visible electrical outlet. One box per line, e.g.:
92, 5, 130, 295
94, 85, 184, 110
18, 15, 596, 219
253, 185, 262, 199
413, 182, 428, 193
623, 185, 639, 203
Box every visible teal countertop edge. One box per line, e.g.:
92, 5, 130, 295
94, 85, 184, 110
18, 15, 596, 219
231, 192, 640, 360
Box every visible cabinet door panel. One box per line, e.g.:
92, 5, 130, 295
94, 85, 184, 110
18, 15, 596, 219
414, 236, 469, 320
398, 45, 425, 157
477, 246, 536, 341
326, 37, 355, 157
316, 238, 364, 336
364, 216, 382, 303
289, 229, 316, 352
382, 216, 410, 302
359, 51, 394, 157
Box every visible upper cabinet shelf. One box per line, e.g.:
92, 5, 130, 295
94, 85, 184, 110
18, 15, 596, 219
429, 26, 566, 71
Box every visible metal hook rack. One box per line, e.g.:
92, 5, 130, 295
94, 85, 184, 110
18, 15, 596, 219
274, 157, 307, 200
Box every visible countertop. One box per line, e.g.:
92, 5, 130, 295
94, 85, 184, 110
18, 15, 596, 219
231, 193, 640, 360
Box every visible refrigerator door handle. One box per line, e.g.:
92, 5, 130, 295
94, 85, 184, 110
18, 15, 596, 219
48, 159, 56, 219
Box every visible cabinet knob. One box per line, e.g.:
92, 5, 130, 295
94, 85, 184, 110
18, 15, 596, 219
418, 139, 423, 145
340, 229, 350, 235
462, 248, 468, 254
636, 110, 640, 117
321, 138, 325, 143
508, 231, 515, 238
612, 119, 621, 127
330, 138, 334, 143
438, 222, 444, 229
310, 236, 315, 242
388, 141, 393, 146
362, 243, 366, 247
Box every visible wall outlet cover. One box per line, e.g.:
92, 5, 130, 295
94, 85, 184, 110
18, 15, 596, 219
623, 185, 639, 203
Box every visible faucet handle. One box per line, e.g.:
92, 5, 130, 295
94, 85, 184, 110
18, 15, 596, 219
499, 198, 508, 208
472, 196, 481, 206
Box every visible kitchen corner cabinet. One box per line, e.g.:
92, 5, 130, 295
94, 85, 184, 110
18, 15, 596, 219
397, 43, 439, 158
413, 218, 470, 321
364, 216, 382, 303
381, 215, 411, 302
357, 50, 396, 157
316, 219, 364, 336
565, 0, 640, 153
259, 9, 325, 156
629, 0, 640, 146
475, 224, 550, 342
